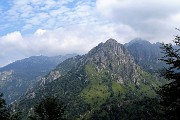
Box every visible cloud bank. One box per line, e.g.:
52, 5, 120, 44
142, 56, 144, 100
0, 23, 136, 67
96, 0, 180, 41
0, 0, 180, 66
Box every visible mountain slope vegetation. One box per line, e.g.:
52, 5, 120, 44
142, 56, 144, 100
18, 39, 165, 119
0, 54, 76, 103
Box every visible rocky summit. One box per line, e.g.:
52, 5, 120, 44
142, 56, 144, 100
16, 39, 166, 120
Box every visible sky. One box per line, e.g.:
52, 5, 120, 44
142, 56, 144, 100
0, 0, 180, 67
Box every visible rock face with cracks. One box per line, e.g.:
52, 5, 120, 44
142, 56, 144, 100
18, 39, 164, 119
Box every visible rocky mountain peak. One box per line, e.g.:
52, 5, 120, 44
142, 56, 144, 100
17, 38, 163, 120
88, 39, 126, 56
125, 38, 151, 47
80, 39, 137, 82
105, 38, 118, 44
86, 39, 132, 63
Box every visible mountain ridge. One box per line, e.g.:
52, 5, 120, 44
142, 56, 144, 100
18, 39, 165, 119
0, 54, 77, 103
125, 38, 164, 73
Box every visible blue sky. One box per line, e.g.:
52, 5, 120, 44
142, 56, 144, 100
0, 0, 98, 36
0, 0, 180, 67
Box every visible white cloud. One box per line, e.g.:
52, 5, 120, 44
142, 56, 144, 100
0, 31, 25, 49
35, 29, 46, 36
169, 13, 180, 25
96, 0, 180, 20
1, 0, 100, 33
0, 22, 136, 67
0, 31, 28, 67
1, 0, 180, 67
96, 0, 180, 42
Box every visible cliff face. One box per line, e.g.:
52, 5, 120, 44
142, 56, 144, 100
19, 39, 164, 119
81, 39, 140, 84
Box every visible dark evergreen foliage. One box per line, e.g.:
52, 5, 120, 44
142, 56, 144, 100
159, 31, 180, 120
0, 93, 10, 120
30, 96, 66, 120
90, 96, 165, 120
10, 111, 22, 120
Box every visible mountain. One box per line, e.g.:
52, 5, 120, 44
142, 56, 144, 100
18, 39, 165, 119
0, 54, 76, 103
125, 38, 164, 73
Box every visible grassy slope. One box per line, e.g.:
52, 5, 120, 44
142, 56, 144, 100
78, 63, 165, 119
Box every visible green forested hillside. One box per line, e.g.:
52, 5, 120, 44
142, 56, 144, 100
0, 54, 76, 104
18, 39, 166, 119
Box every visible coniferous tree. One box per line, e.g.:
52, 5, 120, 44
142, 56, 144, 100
10, 111, 22, 120
0, 93, 10, 120
30, 96, 66, 120
159, 30, 180, 120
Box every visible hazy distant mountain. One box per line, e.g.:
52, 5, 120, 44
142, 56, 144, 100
0, 54, 76, 103
19, 39, 164, 119
125, 38, 164, 73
